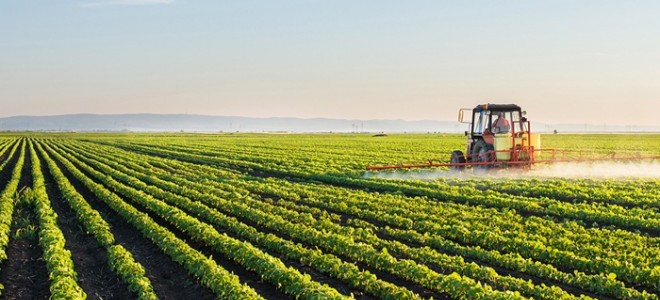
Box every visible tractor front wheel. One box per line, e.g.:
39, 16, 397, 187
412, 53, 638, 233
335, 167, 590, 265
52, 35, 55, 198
449, 150, 466, 171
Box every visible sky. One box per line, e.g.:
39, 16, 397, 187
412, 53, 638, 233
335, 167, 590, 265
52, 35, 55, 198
1, 0, 659, 126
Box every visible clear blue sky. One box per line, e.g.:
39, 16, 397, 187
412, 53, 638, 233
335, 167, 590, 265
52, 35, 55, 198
2, 0, 659, 126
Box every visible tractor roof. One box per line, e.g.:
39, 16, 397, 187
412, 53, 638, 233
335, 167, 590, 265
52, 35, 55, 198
473, 104, 521, 112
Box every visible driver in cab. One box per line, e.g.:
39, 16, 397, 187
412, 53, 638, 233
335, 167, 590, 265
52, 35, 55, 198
492, 112, 510, 134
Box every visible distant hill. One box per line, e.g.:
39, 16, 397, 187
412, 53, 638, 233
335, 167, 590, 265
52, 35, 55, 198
0, 114, 657, 133
0, 114, 461, 133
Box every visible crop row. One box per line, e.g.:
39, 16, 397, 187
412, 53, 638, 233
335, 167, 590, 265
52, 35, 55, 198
40, 141, 350, 300
0, 139, 24, 296
52, 140, 531, 299
87, 139, 659, 291
102, 140, 660, 236
39, 141, 265, 299
276, 176, 659, 291
58, 140, 656, 298
69, 139, 660, 297
85, 134, 459, 172
54, 141, 422, 299
228, 181, 656, 300
33, 141, 159, 299
439, 177, 659, 209
28, 140, 87, 299
364, 177, 660, 230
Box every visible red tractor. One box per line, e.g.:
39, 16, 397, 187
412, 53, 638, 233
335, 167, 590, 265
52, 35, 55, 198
366, 103, 659, 171
450, 103, 537, 170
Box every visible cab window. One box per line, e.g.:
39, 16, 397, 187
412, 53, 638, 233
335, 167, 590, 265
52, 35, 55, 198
472, 111, 490, 134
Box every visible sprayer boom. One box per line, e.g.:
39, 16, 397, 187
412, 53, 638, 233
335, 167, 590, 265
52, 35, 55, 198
366, 149, 660, 171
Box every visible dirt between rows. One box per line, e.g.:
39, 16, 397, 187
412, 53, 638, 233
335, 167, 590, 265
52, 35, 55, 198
46, 147, 217, 300
206, 170, 625, 300
0, 142, 50, 300
83, 141, 659, 298
58, 142, 376, 299
38, 148, 134, 300
100, 143, 459, 299
82, 143, 454, 299
284, 194, 612, 300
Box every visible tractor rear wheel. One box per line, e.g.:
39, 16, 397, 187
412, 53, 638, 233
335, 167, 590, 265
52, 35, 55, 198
472, 140, 495, 169
449, 150, 466, 170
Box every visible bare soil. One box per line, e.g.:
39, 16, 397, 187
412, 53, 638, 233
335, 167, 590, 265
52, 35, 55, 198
0, 143, 50, 300
47, 147, 217, 300
39, 148, 135, 300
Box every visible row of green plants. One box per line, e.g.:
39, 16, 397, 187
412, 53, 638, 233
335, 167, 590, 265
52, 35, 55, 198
366, 179, 660, 236
90, 139, 659, 291
270, 176, 659, 292
39, 142, 265, 300
326, 176, 657, 260
3, 133, 657, 299
52, 140, 528, 300
33, 141, 158, 299
439, 177, 659, 209
68, 139, 658, 299
107, 140, 660, 236
0, 139, 23, 296
102, 135, 660, 200
60, 140, 601, 300
57, 141, 423, 300
28, 140, 87, 299
63, 140, 581, 299
85, 133, 460, 172
237, 177, 659, 299
250, 189, 653, 300
41, 141, 349, 300
0, 139, 15, 163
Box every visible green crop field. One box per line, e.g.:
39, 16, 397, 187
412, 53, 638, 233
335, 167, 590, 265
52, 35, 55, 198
0, 133, 658, 299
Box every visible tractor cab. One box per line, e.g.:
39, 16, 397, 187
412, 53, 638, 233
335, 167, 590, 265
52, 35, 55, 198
462, 104, 526, 137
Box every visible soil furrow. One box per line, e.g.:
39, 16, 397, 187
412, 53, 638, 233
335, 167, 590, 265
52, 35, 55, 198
47, 146, 217, 300
0, 141, 50, 300
38, 148, 134, 299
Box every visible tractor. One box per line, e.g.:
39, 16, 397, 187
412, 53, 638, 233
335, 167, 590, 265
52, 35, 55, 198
366, 103, 659, 171
450, 103, 538, 170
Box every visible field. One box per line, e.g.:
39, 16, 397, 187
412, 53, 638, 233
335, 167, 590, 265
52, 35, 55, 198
0, 133, 658, 300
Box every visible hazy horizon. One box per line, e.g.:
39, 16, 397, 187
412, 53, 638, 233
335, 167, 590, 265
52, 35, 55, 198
1, 112, 658, 128
2, 1, 659, 126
